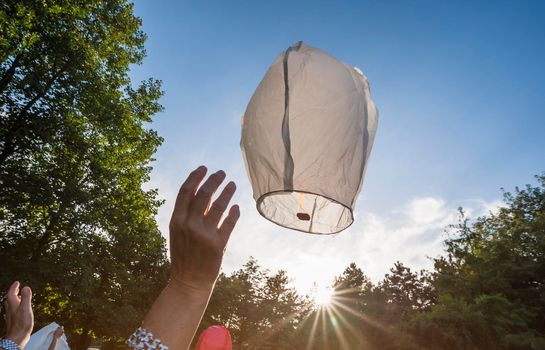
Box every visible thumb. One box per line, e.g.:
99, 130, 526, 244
19, 286, 32, 313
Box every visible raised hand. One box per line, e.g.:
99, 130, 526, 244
53, 326, 64, 339
4, 281, 34, 349
169, 166, 240, 291
137, 166, 240, 350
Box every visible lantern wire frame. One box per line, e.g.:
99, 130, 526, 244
256, 190, 355, 235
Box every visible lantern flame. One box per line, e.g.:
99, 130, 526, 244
297, 192, 310, 221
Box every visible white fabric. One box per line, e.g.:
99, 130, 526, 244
241, 42, 378, 234
25, 323, 70, 350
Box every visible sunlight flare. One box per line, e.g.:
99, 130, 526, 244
313, 285, 334, 306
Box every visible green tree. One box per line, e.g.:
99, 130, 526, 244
331, 263, 375, 349
406, 174, 545, 350
197, 258, 309, 349
0, 1, 167, 348
250, 269, 308, 349
375, 262, 435, 323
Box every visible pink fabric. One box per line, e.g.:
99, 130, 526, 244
195, 326, 232, 350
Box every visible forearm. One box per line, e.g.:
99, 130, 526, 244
48, 338, 58, 350
141, 282, 214, 350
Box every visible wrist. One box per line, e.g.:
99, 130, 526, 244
141, 277, 215, 350
1, 337, 23, 350
168, 275, 216, 297
4, 332, 27, 349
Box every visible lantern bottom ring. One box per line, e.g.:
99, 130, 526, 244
256, 190, 354, 235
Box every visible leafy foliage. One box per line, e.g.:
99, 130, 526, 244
406, 175, 545, 350
0, 1, 167, 349
197, 258, 311, 349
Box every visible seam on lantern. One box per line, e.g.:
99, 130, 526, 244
346, 66, 370, 208
308, 197, 318, 232
281, 41, 302, 190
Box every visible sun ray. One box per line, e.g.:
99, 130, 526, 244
295, 305, 318, 331
330, 298, 391, 334
328, 302, 370, 348
305, 309, 322, 350
324, 305, 351, 350
320, 307, 329, 347
332, 286, 366, 296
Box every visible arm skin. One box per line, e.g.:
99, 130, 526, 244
47, 327, 64, 350
3, 281, 33, 349
47, 337, 57, 350
137, 166, 240, 350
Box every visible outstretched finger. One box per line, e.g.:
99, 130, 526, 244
189, 170, 226, 218
7, 281, 21, 309
218, 205, 240, 245
173, 166, 207, 217
19, 286, 32, 315
205, 181, 236, 227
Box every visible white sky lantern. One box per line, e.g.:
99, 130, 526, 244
241, 41, 378, 234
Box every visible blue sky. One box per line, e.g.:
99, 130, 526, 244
130, 1, 545, 292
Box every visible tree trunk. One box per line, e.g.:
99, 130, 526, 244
73, 328, 92, 350
30, 205, 64, 263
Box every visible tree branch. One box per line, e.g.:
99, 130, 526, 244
0, 61, 69, 166
0, 55, 21, 94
